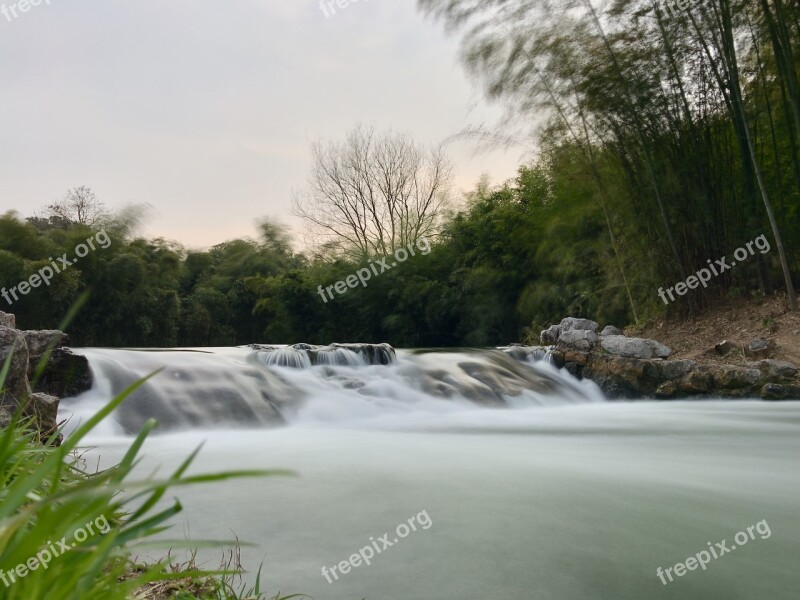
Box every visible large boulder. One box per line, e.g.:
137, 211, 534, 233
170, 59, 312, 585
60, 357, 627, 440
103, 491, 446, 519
746, 359, 798, 382
557, 329, 599, 352
25, 393, 62, 444
23, 330, 92, 398
0, 326, 32, 405
540, 317, 598, 345
33, 348, 92, 399
24, 330, 68, 362
0, 319, 87, 437
540, 325, 561, 345
600, 335, 671, 360
21, 329, 91, 398
560, 317, 599, 333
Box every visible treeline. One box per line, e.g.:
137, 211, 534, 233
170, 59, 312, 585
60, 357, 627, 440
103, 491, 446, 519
0, 161, 628, 348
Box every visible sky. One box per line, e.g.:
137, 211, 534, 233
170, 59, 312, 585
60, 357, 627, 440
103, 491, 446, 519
0, 0, 524, 249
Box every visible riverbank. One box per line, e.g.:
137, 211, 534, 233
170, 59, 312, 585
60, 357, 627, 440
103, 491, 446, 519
633, 295, 800, 367
539, 297, 800, 400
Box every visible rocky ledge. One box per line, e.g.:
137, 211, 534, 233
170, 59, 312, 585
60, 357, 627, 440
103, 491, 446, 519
540, 317, 800, 400
0, 310, 93, 440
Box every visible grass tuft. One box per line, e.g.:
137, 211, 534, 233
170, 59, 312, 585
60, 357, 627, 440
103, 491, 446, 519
0, 345, 302, 600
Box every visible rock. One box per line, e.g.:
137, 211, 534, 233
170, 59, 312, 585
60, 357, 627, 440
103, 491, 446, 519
559, 317, 599, 333
659, 359, 697, 380
655, 380, 681, 399
540, 325, 561, 345
600, 335, 671, 360
760, 383, 786, 400
500, 345, 551, 363
0, 316, 82, 443
0, 405, 11, 428
557, 329, 599, 352
760, 384, 800, 400
329, 343, 396, 365
20, 329, 92, 399
744, 339, 774, 359
525, 315, 795, 400
502, 346, 530, 362
0, 311, 15, 328
583, 355, 654, 399
679, 367, 714, 394
600, 325, 623, 336
23, 330, 68, 362
551, 347, 591, 368
32, 347, 92, 399
713, 366, 762, 390
0, 327, 31, 405
254, 343, 396, 367
746, 359, 798, 382
25, 393, 61, 442
714, 340, 733, 356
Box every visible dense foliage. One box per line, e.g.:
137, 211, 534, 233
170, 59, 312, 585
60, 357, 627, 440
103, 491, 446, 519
0, 163, 625, 348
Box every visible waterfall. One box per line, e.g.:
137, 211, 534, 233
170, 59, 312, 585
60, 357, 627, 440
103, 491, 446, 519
59, 344, 604, 435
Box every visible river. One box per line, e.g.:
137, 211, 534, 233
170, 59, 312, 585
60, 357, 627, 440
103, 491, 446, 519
59, 347, 800, 599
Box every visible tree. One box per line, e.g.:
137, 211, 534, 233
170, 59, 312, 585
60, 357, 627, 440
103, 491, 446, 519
41, 186, 108, 228
293, 124, 454, 258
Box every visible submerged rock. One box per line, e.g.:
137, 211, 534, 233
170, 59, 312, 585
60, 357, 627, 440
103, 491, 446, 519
252, 342, 396, 367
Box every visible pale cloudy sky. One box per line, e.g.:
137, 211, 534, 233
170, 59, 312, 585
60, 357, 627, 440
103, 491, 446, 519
0, 0, 523, 248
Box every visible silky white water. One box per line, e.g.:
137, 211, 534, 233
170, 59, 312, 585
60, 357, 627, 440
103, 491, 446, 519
59, 348, 800, 599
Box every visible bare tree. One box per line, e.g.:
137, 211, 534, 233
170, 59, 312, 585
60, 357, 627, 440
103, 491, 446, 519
43, 186, 108, 228
293, 125, 453, 258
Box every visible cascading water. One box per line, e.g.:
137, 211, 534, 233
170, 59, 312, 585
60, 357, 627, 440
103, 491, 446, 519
58, 344, 800, 600
59, 344, 603, 435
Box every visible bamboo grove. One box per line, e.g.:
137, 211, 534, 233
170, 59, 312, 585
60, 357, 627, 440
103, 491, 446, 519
420, 0, 800, 318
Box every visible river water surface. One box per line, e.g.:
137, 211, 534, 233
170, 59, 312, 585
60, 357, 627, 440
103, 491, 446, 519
60, 347, 800, 599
